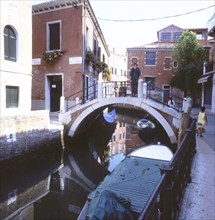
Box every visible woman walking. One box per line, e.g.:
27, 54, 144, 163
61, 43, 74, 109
197, 106, 207, 137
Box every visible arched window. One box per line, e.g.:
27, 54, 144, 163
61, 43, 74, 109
4, 25, 17, 62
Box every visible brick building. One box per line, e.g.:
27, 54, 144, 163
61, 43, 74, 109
32, 0, 109, 112
127, 24, 209, 95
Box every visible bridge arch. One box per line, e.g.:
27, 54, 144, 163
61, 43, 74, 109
68, 97, 177, 145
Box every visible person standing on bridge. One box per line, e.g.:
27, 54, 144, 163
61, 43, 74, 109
130, 63, 141, 97
168, 96, 175, 108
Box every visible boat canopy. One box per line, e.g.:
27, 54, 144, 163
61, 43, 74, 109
129, 144, 173, 161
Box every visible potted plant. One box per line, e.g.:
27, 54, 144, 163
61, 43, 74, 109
43, 49, 64, 63
85, 51, 95, 65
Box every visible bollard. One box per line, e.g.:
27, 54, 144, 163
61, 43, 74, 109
143, 82, 147, 99
75, 97, 79, 105
60, 96, 65, 113
138, 79, 143, 98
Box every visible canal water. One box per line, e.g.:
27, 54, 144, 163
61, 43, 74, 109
0, 107, 171, 220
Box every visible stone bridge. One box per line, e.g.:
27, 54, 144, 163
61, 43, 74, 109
58, 81, 192, 146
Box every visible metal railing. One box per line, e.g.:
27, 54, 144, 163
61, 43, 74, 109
138, 118, 196, 220
65, 82, 98, 111
147, 85, 184, 112
102, 80, 131, 97
64, 80, 184, 112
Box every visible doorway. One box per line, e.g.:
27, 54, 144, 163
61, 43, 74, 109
49, 75, 62, 112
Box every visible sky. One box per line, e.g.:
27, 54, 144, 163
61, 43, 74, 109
32, 0, 215, 54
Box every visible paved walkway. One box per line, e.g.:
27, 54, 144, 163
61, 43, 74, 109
178, 108, 215, 220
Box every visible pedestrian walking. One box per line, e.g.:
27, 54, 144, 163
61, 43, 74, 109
197, 106, 207, 137
130, 63, 141, 97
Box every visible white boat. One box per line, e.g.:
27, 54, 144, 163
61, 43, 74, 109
137, 118, 155, 129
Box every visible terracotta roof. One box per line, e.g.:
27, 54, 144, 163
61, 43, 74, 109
127, 41, 176, 50
32, 0, 82, 14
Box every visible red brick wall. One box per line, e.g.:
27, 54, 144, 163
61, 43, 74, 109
32, 7, 84, 100
127, 49, 176, 88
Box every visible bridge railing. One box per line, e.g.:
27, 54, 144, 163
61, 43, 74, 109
138, 118, 196, 220
62, 80, 188, 113
64, 82, 98, 111
102, 80, 131, 97
146, 85, 184, 112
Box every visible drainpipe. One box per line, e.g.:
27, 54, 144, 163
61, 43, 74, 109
201, 61, 207, 106
82, 1, 86, 104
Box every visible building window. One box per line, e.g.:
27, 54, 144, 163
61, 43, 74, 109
145, 77, 155, 90
112, 135, 116, 142
98, 47, 101, 60
6, 86, 19, 108
173, 32, 182, 41
161, 32, 171, 42
4, 25, 17, 62
196, 33, 204, 40
111, 67, 114, 74
164, 57, 171, 70
47, 21, 61, 51
93, 37, 98, 56
145, 52, 156, 65
173, 61, 178, 68
86, 26, 89, 51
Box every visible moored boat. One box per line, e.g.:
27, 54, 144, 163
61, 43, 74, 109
78, 144, 173, 220
137, 118, 155, 130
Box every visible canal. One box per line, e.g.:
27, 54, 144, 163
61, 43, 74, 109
0, 106, 172, 220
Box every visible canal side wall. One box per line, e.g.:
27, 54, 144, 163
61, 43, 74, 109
0, 110, 62, 161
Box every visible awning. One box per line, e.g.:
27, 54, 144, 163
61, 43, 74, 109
197, 75, 211, 84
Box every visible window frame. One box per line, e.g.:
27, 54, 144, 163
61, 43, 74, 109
164, 57, 171, 70
173, 32, 182, 42
6, 86, 19, 108
196, 33, 204, 40
93, 36, 97, 57
145, 52, 156, 66
173, 61, 178, 69
4, 25, 17, 62
46, 20, 62, 51
161, 32, 171, 42
86, 26, 89, 51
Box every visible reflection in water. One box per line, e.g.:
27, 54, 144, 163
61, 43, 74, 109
0, 146, 63, 220
0, 107, 172, 219
107, 108, 172, 170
